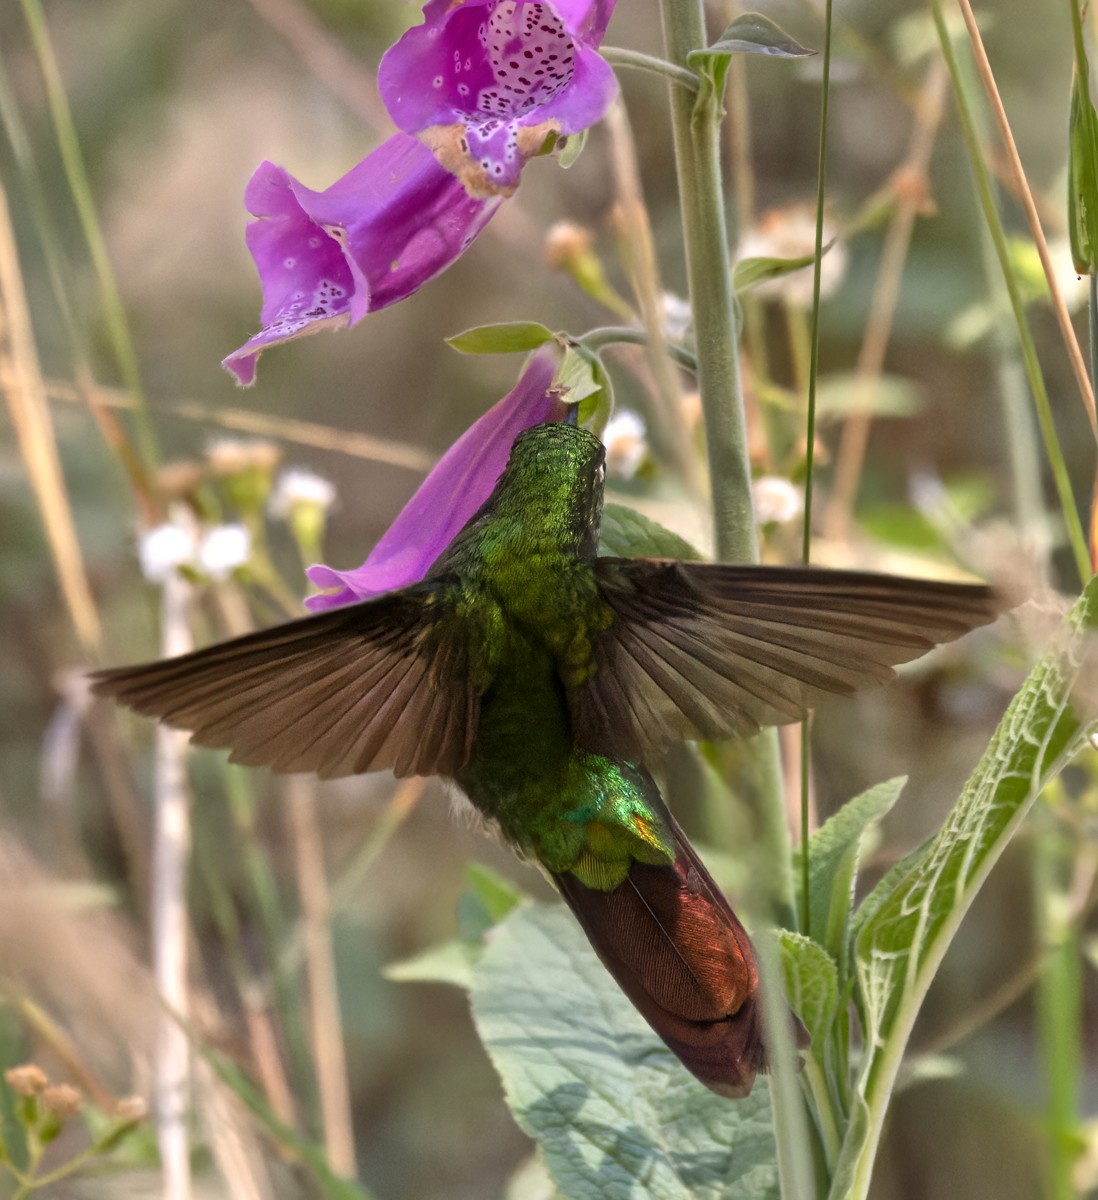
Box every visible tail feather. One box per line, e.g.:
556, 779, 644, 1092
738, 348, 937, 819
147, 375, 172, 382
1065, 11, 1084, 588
554, 806, 805, 1098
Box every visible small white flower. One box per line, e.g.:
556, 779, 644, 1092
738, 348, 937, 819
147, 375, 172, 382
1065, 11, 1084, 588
138, 522, 197, 583
603, 411, 647, 480
753, 476, 804, 526
269, 468, 337, 518
198, 524, 251, 579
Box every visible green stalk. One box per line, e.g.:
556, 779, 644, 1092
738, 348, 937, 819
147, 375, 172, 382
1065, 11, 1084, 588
657, 0, 790, 921
799, 0, 834, 936
658, 0, 791, 916
1033, 798, 1084, 1200
658, 0, 759, 565
581, 325, 698, 371
658, 1, 807, 1194
600, 47, 700, 91
1090, 273, 1098, 399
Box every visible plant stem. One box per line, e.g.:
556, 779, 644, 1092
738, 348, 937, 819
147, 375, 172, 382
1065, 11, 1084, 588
658, 2, 757, 565
1034, 797, 1084, 1200
581, 325, 697, 371
656, 0, 790, 912
658, 1, 805, 1194
1090, 270, 1098, 400
600, 46, 700, 91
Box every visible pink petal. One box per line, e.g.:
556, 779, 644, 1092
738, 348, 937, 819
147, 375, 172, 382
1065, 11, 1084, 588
305, 349, 567, 610
223, 136, 500, 385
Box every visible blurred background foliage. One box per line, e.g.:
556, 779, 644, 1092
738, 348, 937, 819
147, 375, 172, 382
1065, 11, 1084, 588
0, 0, 1096, 1197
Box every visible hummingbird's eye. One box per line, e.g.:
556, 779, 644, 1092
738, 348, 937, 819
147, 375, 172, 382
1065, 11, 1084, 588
596, 463, 605, 484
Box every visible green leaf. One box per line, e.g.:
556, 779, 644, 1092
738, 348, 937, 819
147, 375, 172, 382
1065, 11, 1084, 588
446, 321, 557, 355
689, 14, 815, 96
471, 905, 779, 1200
838, 575, 1098, 1197
797, 777, 906, 963
857, 505, 943, 553
1069, 13, 1098, 274
463, 860, 526, 925
705, 13, 816, 59
598, 503, 704, 561
554, 347, 613, 432
734, 252, 813, 294
826, 1095, 871, 1200
778, 930, 839, 1050
383, 939, 478, 990
733, 240, 836, 294
558, 127, 588, 170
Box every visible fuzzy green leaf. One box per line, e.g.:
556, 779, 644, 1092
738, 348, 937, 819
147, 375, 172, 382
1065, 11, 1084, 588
471, 904, 779, 1200
598, 503, 704, 561
689, 14, 814, 96
446, 321, 557, 355
705, 13, 815, 59
778, 929, 839, 1048
827, 1095, 872, 1200
797, 777, 906, 962
839, 575, 1098, 1195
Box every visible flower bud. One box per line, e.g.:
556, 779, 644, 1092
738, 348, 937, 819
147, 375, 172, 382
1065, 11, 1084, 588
4, 1064, 47, 1097
270, 469, 337, 559
206, 439, 281, 515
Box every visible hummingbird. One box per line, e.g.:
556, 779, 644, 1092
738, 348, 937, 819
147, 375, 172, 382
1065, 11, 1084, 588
93, 421, 998, 1097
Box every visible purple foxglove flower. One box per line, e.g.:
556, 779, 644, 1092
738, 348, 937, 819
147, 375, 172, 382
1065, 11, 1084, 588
305, 348, 567, 611
223, 134, 501, 385
379, 0, 618, 197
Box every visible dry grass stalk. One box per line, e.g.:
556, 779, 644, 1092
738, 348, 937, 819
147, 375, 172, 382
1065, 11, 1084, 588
286, 774, 357, 1178
153, 565, 195, 1200
0, 180, 102, 655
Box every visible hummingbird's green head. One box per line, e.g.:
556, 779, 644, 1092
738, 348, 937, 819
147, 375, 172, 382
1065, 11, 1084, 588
489, 421, 606, 555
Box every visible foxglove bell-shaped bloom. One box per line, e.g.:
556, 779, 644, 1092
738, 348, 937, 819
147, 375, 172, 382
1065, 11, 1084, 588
223, 135, 501, 385
379, 0, 618, 197
305, 349, 567, 611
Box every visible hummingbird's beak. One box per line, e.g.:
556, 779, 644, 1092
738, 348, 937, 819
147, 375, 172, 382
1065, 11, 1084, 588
564, 405, 579, 427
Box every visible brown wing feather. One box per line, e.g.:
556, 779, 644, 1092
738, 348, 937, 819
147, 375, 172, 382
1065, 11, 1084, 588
90, 583, 477, 779
577, 559, 1000, 760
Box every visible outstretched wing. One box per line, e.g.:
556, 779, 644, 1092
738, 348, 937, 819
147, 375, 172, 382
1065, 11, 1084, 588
575, 559, 1000, 761
91, 581, 478, 779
